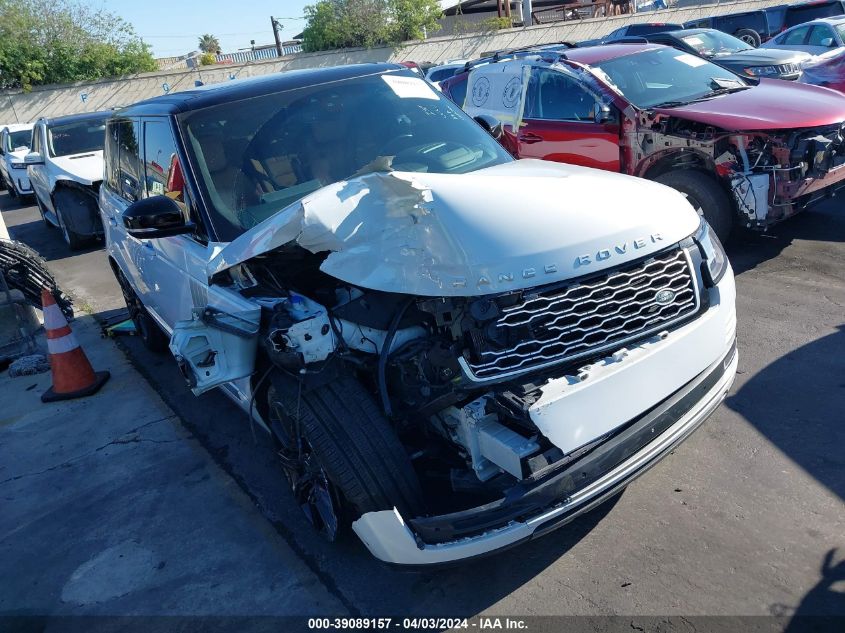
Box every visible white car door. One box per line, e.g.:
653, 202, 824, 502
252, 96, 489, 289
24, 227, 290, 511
27, 124, 52, 210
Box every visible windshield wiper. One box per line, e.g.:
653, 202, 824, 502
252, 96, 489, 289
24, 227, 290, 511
649, 100, 690, 109
693, 86, 751, 102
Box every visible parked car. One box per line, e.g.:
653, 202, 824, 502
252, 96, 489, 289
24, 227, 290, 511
424, 60, 469, 85
684, 10, 780, 46
626, 28, 811, 80
440, 44, 845, 241
101, 64, 737, 565
579, 22, 683, 47
0, 123, 34, 199
800, 46, 845, 90
25, 111, 110, 249
761, 16, 845, 54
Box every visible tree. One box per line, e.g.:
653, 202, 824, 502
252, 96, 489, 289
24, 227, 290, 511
0, 0, 157, 91
301, 0, 442, 52
198, 34, 220, 54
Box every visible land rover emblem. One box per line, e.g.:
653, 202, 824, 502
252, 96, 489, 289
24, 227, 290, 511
655, 289, 676, 305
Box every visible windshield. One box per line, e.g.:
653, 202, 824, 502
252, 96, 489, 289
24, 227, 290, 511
180, 71, 512, 241
6, 130, 31, 152
594, 47, 749, 109
838, 23, 845, 39
48, 116, 108, 157
680, 31, 749, 55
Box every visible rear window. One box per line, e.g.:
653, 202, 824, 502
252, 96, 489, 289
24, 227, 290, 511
785, 2, 845, 27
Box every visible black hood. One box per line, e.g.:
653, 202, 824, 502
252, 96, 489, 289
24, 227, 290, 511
711, 47, 812, 66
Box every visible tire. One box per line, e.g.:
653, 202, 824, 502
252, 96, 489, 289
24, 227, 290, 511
655, 170, 734, 243
53, 188, 97, 251
268, 374, 425, 524
112, 263, 169, 353
734, 28, 762, 47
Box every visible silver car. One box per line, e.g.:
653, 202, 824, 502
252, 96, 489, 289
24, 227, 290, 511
762, 16, 845, 55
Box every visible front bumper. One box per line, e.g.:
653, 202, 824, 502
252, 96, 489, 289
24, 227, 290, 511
353, 274, 738, 565
13, 174, 33, 195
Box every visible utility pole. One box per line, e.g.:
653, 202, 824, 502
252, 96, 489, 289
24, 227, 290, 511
271, 16, 284, 56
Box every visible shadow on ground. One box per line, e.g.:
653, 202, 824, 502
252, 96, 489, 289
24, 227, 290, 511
727, 202, 845, 276
109, 318, 623, 616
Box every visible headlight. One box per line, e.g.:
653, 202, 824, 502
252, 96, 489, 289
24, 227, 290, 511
695, 218, 728, 285
10, 161, 26, 170
744, 65, 777, 77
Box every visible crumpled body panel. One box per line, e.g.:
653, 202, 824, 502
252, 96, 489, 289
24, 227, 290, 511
208, 160, 699, 297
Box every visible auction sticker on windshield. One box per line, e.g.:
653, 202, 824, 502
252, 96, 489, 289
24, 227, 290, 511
382, 75, 438, 100
675, 53, 709, 67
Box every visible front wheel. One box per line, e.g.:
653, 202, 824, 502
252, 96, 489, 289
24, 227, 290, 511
655, 170, 734, 243
113, 264, 169, 353
267, 373, 425, 540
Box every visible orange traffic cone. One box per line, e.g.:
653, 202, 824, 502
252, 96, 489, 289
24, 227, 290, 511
40, 287, 110, 402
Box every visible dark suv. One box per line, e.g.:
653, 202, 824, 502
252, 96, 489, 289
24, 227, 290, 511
684, 9, 782, 46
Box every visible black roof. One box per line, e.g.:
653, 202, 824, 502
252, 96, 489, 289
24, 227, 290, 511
116, 63, 406, 117
39, 110, 112, 127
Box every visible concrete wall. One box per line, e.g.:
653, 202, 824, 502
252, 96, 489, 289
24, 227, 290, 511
0, 0, 785, 124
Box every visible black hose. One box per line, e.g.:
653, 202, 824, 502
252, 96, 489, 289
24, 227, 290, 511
378, 297, 415, 418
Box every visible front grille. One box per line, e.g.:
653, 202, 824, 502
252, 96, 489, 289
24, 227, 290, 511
466, 248, 699, 380
775, 63, 799, 76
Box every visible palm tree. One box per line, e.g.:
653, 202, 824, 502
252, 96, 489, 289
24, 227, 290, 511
198, 34, 220, 54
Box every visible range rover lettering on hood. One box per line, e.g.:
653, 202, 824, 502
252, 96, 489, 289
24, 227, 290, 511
207, 160, 700, 296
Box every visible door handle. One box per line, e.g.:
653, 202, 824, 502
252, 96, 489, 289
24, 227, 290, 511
518, 132, 544, 144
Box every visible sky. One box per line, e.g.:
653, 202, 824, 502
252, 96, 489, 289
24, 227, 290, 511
96, 0, 312, 57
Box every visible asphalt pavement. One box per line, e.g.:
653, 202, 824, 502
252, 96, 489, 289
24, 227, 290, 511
1, 189, 843, 626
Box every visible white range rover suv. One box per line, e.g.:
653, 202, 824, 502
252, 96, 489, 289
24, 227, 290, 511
25, 111, 110, 250
101, 65, 737, 565
0, 123, 35, 199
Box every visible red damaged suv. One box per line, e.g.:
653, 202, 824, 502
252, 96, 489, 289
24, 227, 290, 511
441, 44, 845, 241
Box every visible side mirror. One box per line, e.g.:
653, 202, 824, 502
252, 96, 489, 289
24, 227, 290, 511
123, 195, 194, 239
595, 105, 615, 125
820, 37, 836, 48
475, 115, 504, 140
24, 151, 44, 165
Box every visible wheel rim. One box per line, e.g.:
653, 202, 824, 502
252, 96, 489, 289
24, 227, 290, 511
269, 388, 341, 541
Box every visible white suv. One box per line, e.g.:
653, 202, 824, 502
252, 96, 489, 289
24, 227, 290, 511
101, 65, 737, 565
25, 111, 110, 249
0, 123, 34, 199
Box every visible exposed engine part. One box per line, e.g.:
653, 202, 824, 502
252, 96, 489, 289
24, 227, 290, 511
731, 173, 771, 224
267, 292, 337, 366
435, 396, 540, 481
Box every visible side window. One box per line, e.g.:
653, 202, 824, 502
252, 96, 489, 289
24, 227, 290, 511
143, 119, 207, 241
808, 25, 836, 46
117, 120, 141, 202
104, 121, 121, 192
783, 26, 810, 45
525, 69, 599, 122
447, 78, 468, 108
142, 120, 184, 205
